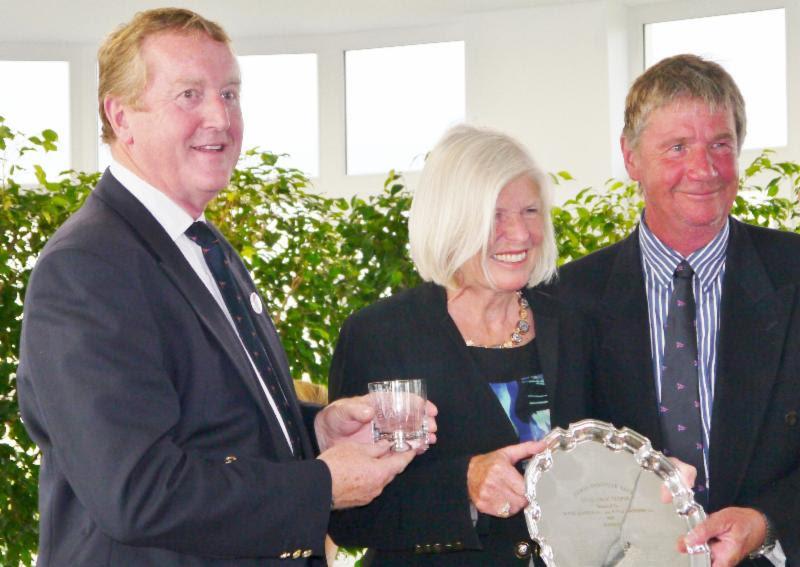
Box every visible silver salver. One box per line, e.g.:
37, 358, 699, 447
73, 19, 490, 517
524, 419, 711, 566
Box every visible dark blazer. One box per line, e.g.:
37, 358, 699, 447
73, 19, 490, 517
556, 218, 800, 565
328, 282, 591, 566
17, 172, 332, 566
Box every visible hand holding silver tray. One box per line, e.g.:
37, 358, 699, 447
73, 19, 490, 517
524, 419, 711, 566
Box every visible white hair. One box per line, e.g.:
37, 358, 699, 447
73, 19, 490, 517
409, 124, 557, 290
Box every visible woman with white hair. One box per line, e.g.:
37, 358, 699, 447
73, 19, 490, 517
328, 124, 591, 565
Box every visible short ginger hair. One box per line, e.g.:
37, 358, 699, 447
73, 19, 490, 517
98, 8, 231, 143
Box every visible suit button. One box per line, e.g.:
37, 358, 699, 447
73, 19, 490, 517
515, 540, 532, 559
786, 411, 798, 427
433, 543, 443, 553
224, 455, 237, 464
414, 544, 423, 554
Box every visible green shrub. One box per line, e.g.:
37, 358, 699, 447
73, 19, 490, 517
2, 116, 799, 564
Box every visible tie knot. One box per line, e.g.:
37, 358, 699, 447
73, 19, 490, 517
674, 260, 694, 280
186, 221, 219, 248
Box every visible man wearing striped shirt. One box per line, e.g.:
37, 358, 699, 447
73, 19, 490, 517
558, 54, 799, 566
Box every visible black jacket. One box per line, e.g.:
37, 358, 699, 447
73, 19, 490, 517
328, 282, 592, 565
556, 218, 800, 565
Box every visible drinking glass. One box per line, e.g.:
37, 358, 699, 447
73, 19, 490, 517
367, 379, 428, 452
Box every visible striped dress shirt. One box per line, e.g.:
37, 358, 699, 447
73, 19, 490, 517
638, 214, 730, 488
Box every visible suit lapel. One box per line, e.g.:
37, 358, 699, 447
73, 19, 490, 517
92, 173, 296, 457
596, 231, 663, 446
527, 290, 559, 419
430, 285, 521, 444
709, 220, 790, 509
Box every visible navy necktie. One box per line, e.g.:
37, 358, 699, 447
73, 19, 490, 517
659, 260, 707, 506
186, 221, 302, 455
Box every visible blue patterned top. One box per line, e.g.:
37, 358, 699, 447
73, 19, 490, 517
469, 339, 550, 442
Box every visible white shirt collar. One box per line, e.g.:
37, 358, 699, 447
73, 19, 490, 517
109, 159, 201, 241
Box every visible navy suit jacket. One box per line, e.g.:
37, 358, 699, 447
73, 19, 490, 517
17, 172, 331, 566
556, 218, 800, 564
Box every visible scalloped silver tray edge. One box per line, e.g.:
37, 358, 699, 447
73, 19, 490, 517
524, 419, 711, 567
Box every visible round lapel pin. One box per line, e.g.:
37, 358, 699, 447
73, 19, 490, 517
250, 292, 263, 314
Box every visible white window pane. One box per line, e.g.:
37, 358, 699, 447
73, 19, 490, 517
238, 54, 318, 176
0, 61, 70, 183
645, 9, 786, 150
346, 41, 465, 176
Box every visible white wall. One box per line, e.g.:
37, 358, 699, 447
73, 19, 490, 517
236, 0, 630, 200
465, 1, 626, 202
1, 0, 797, 201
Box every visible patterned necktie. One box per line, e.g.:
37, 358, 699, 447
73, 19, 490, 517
186, 221, 302, 455
658, 260, 707, 506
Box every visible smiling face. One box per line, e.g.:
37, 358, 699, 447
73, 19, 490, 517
622, 97, 739, 255
106, 31, 243, 217
459, 175, 544, 293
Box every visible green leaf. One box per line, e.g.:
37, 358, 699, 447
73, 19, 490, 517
261, 152, 279, 166
33, 165, 47, 186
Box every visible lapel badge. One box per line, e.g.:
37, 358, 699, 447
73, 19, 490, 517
250, 292, 263, 314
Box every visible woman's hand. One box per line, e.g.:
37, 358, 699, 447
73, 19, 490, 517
467, 440, 546, 518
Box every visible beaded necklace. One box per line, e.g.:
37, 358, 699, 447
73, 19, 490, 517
465, 291, 530, 349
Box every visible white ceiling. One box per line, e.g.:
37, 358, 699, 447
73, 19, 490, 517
1, 0, 667, 44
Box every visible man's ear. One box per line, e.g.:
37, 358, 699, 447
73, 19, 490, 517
104, 95, 133, 145
620, 135, 640, 181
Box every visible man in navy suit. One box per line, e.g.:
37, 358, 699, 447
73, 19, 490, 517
17, 8, 431, 566
558, 54, 798, 566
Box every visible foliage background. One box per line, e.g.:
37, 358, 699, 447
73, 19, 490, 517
2, 116, 800, 564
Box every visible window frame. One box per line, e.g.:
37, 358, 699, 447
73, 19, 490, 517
627, 0, 796, 167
